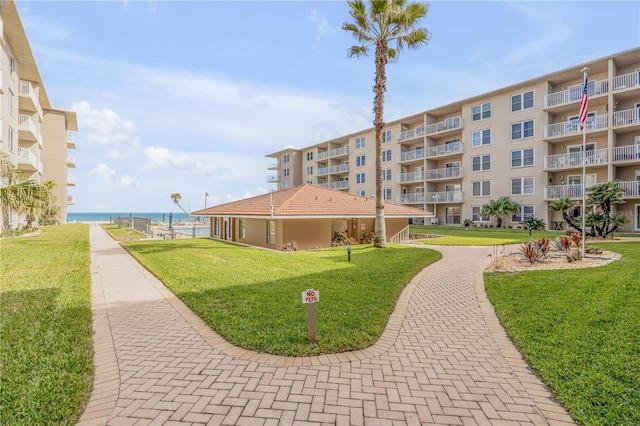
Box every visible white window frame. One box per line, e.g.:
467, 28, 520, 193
283, 181, 290, 189
356, 173, 366, 184
472, 154, 491, 172
267, 221, 276, 245
511, 120, 534, 140
512, 205, 534, 223
9, 55, 16, 76
8, 127, 15, 152
511, 148, 534, 168
511, 90, 534, 112
382, 130, 392, 143
283, 168, 290, 177
382, 149, 392, 162
511, 177, 534, 195
283, 154, 290, 163
472, 129, 491, 147
306, 166, 313, 175
472, 102, 491, 121
471, 206, 491, 222
306, 151, 313, 161
472, 180, 491, 197
384, 188, 392, 200
239, 219, 246, 239
383, 169, 392, 181
355, 136, 366, 149
356, 190, 366, 196
356, 155, 366, 167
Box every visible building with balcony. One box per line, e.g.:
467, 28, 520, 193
267, 48, 640, 232
0, 1, 78, 229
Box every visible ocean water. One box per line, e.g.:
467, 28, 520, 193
67, 212, 196, 224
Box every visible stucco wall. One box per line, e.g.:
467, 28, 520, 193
283, 219, 332, 250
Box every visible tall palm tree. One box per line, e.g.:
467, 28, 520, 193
343, 0, 429, 248
0, 153, 48, 231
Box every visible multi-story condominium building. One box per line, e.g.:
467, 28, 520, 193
267, 48, 640, 232
1, 1, 77, 230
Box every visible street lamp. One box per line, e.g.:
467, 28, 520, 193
204, 192, 209, 209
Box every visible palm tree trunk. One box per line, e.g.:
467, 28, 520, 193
373, 40, 388, 248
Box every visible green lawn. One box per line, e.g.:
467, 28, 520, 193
485, 242, 640, 425
123, 238, 441, 356
0, 224, 93, 425
101, 223, 146, 241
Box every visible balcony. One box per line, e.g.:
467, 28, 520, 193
398, 125, 425, 142
317, 146, 349, 160
328, 180, 349, 190
425, 116, 463, 136
613, 71, 640, 92
426, 141, 463, 159
399, 193, 425, 204
398, 171, 424, 184
18, 80, 43, 117
544, 115, 608, 139
544, 149, 608, 170
544, 79, 608, 109
67, 175, 76, 186
267, 175, 280, 182
18, 114, 40, 144
316, 167, 329, 176
67, 156, 76, 168
544, 183, 598, 200
67, 195, 75, 205
613, 108, 640, 129
66, 133, 76, 149
620, 181, 640, 198
426, 191, 463, 203
398, 149, 425, 163
613, 145, 640, 163
425, 166, 463, 181
18, 147, 38, 172
329, 163, 349, 174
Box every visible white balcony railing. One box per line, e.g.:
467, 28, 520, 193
267, 162, 278, 170
18, 114, 39, 141
544, 80, 609, 108
613, 71, 640, 92
316, 182, 329, 188
328, 146, 349, 158
426, 141, 463, 158
329, 180, 349, 190
329, 163, 349, 174
67, 175, 76, 186
620, 181, 640, 198
66, 133, 76, 149
399, 149, 425, 163
544, 148, 608, 169
18, 147, 38, 170
317, 151, 329, 161
613, 108, 640, 127
18, 80, 43, 117
267, 175, 280, 182
397, 125, 425, 142
398, 171, 424, 183
425, 116, 463, 135
398, 193, 425, 204
545, 183, 599, 200
426, 191, 463, 203
613, 145, 640, 162
67, 156, 76, 168
316, 167, 329, 176
426, 166, 463, 180
544, 115, 608, 138
67, 195, 75, 205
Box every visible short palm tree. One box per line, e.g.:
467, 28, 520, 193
343, 0, 429, 248
481, 196, 520, 228
549, 197, 582, 232
0, 153, 49, 230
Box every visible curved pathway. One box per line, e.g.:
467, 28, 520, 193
79, 226, 574, 425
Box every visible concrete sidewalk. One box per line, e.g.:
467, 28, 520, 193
78, 225, 574, 425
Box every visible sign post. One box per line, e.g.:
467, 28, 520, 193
301, 289, 319, 343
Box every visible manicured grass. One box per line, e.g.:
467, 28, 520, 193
485, 242, 640, 425
123, 239, 441, 356
101, 223, 146, 241
0, 224, 93, 425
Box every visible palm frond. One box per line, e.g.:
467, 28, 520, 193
348, 45, 369, 58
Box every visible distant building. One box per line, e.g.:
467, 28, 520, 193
1, 1, 78, 229
267, 48, 640, 232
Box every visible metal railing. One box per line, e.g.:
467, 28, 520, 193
328, 163, 349, 174
613, 144, 640, 162
329, 180, 349, 190
544, 114, 608, 138
544, 80, 608, 108
544, 148, 608, 169
613, 108, 640, 127
545, 183, 598, 199
398, 193, 425, 204
267, 175, 280, 182
426, 141, 463, 158
398, 125, 425, 142
425, 191, 463, 203
389, 226, 410, 245
425, 116, 463, 135
619, 181, 640, 198
426, 166, 463, 180
398, 171, 424, 183
613, 71, 640, 92
398, 149, 425, 162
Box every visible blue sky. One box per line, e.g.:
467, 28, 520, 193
20, 1, 640, 213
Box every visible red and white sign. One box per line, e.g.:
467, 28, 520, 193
302, 289, 319, 304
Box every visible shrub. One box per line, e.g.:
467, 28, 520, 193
282, 241, 298, 252
554, 236, 573, 252
463, 219, 473, 227
520, 242, 543, 264
360, 231, 375, 244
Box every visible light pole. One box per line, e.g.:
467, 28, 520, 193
579, 66, 590, 258
204, 192, 209, 209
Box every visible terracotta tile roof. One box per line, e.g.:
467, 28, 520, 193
192, 184, 432, 218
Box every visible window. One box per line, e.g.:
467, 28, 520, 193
472, 180, 491, 197
382, 130, 392, 143
511, 148, 534, 167
383, 169, 392, 181
307, 180, 314, 185
9, 55, 15, 75
356, 173, 366, 184
472, 102, 491, 121
384, 188, 392, 200
472, 154, 491, 172
512, 120, 534, 140
283, 168, 290, 177
283, 154, 290, 163
356, 155, 366, 167
267, 221, 276, 245
511, 90, 534, 112
471, 206, 490, 222
306, 151, 313, 161
283, 181, 290, 189
9, 91, 15, 116
382, 149, 392, 162
356, 190, 366, 196
472, 129, 491, 147
306, 166, 313, 175
214, 218, 219, 236
239, 220, 246, 239
512, 206, 534, 222
446, 206, 461, 224
511, 177, 534, 195
8, 127, 15, 152
356, 136, 366, 149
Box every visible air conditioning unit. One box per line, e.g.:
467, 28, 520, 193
430, 217, 439, 225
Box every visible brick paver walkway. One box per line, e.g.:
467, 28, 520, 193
78, 226, 574, 425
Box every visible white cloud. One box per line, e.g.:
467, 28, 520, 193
143, 147, 228, 177
71, 101, 140, 147
87, 163, 141, 190
310, 9, 331, 41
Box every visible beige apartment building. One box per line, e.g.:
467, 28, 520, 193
267, 48, 640, 232
1, 1, 77, 230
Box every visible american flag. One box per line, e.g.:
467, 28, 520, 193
579, 74, 589, 130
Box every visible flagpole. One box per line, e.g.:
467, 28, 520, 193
580, 67, 590, 258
